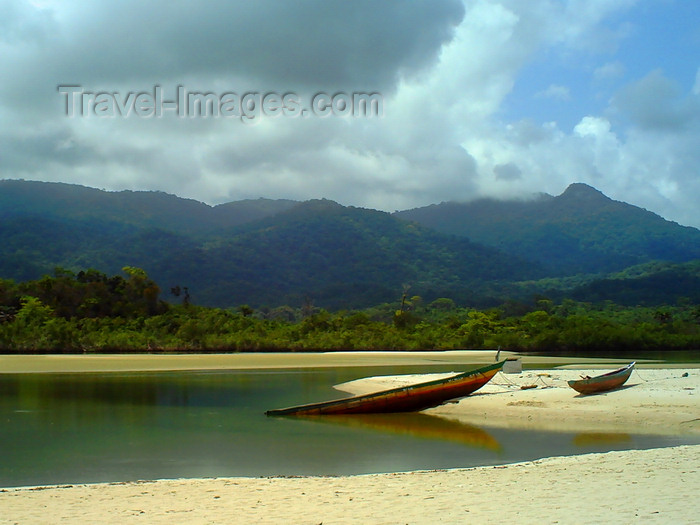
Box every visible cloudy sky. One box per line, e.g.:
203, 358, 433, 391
1, 0, 699, 227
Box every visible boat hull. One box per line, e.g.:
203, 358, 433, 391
567, 362, 635, 395
266, 360, 505, 416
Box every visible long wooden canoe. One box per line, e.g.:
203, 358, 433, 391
266, 360, 506, 416
567, 362, 635, 395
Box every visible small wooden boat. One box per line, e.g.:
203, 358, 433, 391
266, 360, 505, 416
567, 362, 635, 395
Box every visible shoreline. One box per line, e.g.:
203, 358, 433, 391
2, 353, 698, 523
2, 445, 698, 523
0, 350, 686, 374
0, 350, 511, 373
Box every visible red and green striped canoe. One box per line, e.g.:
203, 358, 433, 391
266, 360, 506, 416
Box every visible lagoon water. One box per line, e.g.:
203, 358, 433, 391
1, 366, 697, 488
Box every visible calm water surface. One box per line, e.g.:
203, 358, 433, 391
1, 365, 697, 488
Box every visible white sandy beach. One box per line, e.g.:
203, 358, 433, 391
1, 353, 699, 524
2, 446, 698, 524
339, 365, 700, 436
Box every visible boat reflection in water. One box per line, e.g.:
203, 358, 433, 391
293, 412, 502, 452
573, 432, 632, 447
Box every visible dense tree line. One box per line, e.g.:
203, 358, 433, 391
0, 268, 698, 354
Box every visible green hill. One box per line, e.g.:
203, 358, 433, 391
0, 179, 297, 237
1, 179, 698, 309
0, 181, 541, 309
395, 183, 700, 275
568, 260, 700, 305
163, 199, 542, 308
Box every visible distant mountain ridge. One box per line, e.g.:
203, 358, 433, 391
160, 198, 542, 308
0, 180, 541, 308
395, 183, 700, 275
0, 180, 297, 237
1, 179, 698, 308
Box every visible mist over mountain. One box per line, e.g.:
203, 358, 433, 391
396, 183, 700, 275
1, 179, 698, 309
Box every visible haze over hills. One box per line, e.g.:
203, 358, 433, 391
0, 180, 297, 237
0, 180, 541, 308
395, 183, 700, 276
0, 179, 698, 309
154, 199, 542, 309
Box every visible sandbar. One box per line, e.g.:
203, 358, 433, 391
0, 350, 637, 373
338, 365, 700, 436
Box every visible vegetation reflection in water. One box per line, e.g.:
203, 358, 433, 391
0, 367, 697, 488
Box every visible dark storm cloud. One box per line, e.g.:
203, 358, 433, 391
2, 0, 464, 103
0, 125, 99, 172
1, 0, 698, 228
493, 162, 522, 181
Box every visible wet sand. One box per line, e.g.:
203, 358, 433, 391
1, 446, 698, 524
0, 349, 631, 373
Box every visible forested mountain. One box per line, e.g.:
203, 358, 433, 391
493, 260, 700, 308
568, 260, 700, 305
0, 181, 541, 309
395, 183, 700, 275
1, 179, 698, 309
0, 180, 297, 237
158, 199, 542, 309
